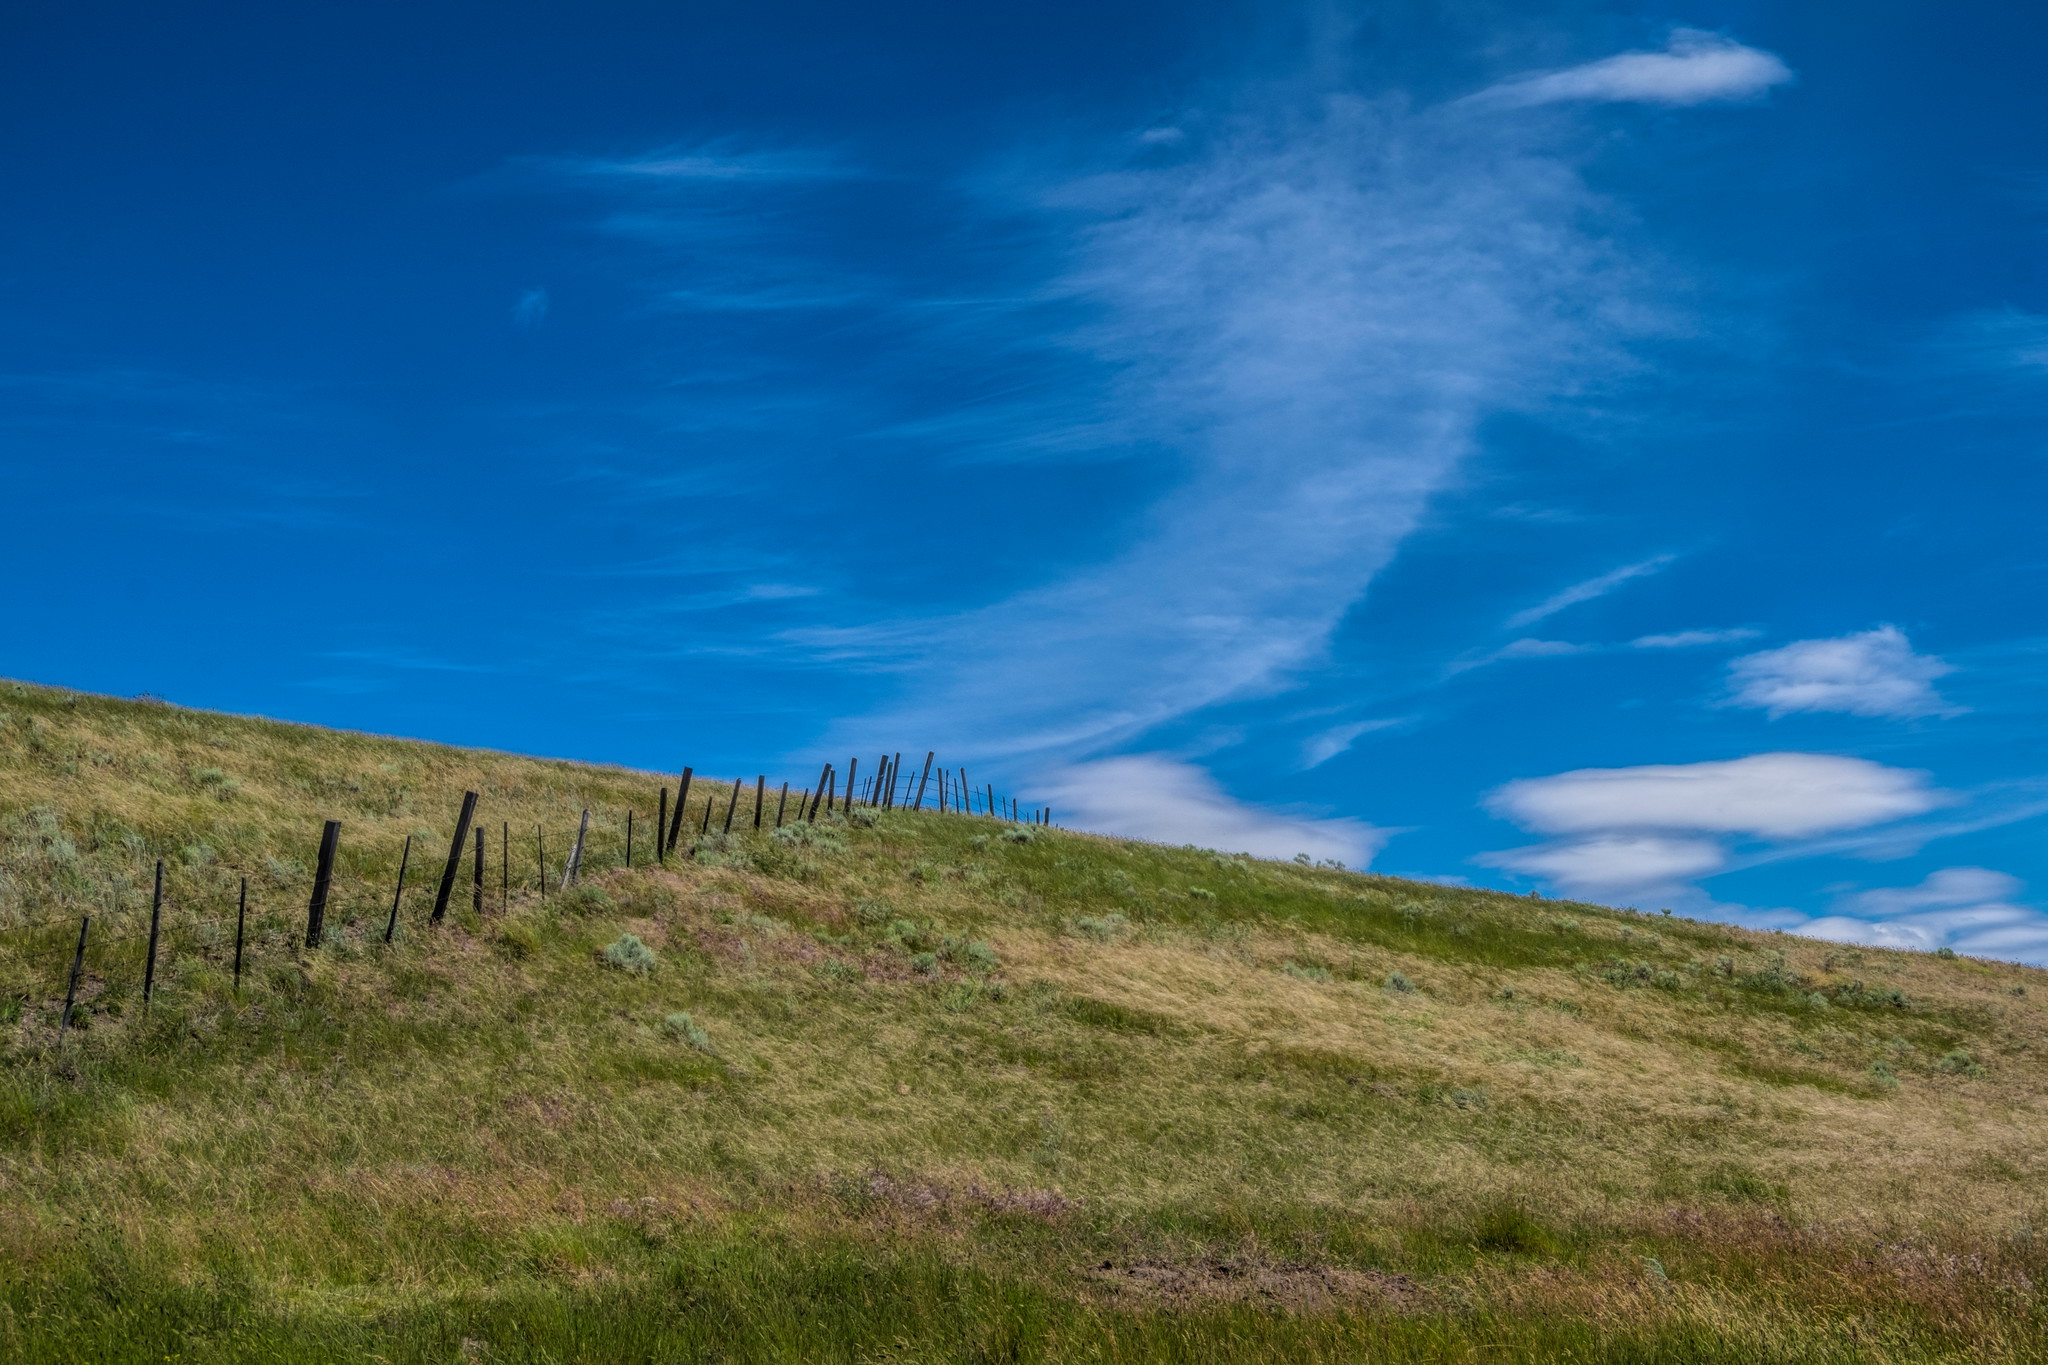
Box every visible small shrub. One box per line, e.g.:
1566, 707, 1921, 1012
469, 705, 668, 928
1292, 853, 1311, 865
908, 860, 942, 884
941, 937, 999, 972
1550, 916, 1580, 934
910, 951, 941, 977
1281, 961, 1332, 983
970, 835, 991, 851
2009, 985, 2028, 997
602, 934, 659, 975
1187, 887, 1216, 902
1001, 826, 1039, 844
853, 899, 892, 927
815, 958, 862, 983
1449, 1086, 1489, 1110
1868, 1060, 1899, 1089
661, 1012, 713, 1052
1936, 1049, 1984, 1078
1935, 946, 1958, 960
1074, 913, 1129, 941
845, 807, 878, 829
1384, 972, 1417, 994
772, 821, 844, 852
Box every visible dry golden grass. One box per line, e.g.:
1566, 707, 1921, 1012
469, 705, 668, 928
0, 678, 2043, 1360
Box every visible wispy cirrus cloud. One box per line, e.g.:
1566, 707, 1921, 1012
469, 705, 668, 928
1465, 29, 1793, 110
1505, 554, 1677, 630
530, 27, 1794, 861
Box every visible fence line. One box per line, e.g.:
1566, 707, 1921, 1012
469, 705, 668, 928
0, 754, 1053, 1024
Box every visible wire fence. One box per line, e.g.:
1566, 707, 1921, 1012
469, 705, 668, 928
1, 750, 1052, 1032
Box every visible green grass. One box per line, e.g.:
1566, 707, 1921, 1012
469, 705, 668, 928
1, 678, 2046, 1361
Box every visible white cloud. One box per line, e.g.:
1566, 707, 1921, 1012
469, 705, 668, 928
1470, 29, 1794, 110
1299, 718, 1398, 769
1506, 555, 1676, 629
1488, 752, 1941, 840
1726, 625, 1960, 719
1479, 834, 1726, 899
1791, 868, 2048, 964
1447, 637, 1595, 674
1033, 754, 1385, 866
831, 67, 1658, 766
1630, 627, 1760, 649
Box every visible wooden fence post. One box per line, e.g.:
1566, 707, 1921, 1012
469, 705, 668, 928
385, 836, 411, 944
657, 789, 668, 865
753, 776, 765, 830
58, 915, 88, 1038
722, 779, 740, 835
665, 769, 694, 854
501, 822, 509, 910
775, 781, 789, 828
431, 792, 479, 923
473, 827, 485, 913
626, 810, 634, 868
307, 821, 340, 947
808, 763, 830, 820
845, 758, 858, 815
535, 825, 546, 901
914, 752, 934, 810
144, 859, 164, 1005
234, 877, 248, 991
563, 809, 590, 889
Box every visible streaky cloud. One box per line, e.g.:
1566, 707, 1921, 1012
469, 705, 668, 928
1505, 554, 1676, 629
1466, 29, 1793, 110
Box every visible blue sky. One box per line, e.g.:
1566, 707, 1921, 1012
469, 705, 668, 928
5, 1, 2047, 958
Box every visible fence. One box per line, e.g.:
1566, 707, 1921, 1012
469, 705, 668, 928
1, 750, 1053, 1034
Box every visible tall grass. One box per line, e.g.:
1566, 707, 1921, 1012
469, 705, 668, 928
0, 679, 2044, 1361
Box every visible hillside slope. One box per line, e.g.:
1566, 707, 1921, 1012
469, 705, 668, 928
0, 678, 2042, 1363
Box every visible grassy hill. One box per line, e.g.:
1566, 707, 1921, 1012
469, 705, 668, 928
0, 678, 2042, 1363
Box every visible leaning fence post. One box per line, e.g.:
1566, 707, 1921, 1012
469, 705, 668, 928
562, 809, 590, 889
385, 836, 412, 944
431, 792, 479, 923
233, 878, 248, 991
665, 769, 694, 854
307, 820, 340, 947
58, 915, 88, 1038
914, 752, 934, 811
722, 780, 740, 835
775, 781, 789, 828
144, 859, 166, 1005
845, 758, 858, 815
808, 763, 831, 821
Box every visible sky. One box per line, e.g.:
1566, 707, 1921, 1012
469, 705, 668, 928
4, 1, 2047, 959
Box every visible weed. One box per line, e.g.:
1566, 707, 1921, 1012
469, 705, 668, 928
1937, 1049, 1984, 1078
1384, 972, 1417, 994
